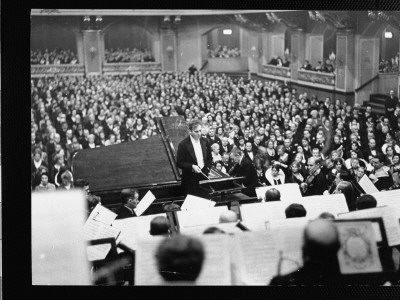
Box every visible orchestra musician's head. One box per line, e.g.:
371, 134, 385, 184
189, 120, 203, 142
307, 156, 321, 172
302, 219, 341, 269
371, 153, 386, 171
265, 188, 281, 202
318, 212, 335, 220
120, 188, 139, 209
155, 235, 205, 283
285, 203, 307, 218
150, 216, 170, 236
356, 194, 377, 210
219, 210, 239, 223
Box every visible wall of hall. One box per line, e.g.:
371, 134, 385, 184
176, 16, 242, 71
30, 18, 80, 51
103, 21, 153, 51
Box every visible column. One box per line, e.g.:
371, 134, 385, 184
335, 29, 355, 93
290, 28, 306, 81
160, 28, 177, 72
82, 30, 103, 75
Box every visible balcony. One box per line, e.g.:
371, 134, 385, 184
102, 62, 162, 75
31, 64, 85, 77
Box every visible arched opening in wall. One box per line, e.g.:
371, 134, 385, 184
323, 23, 337, 66
205, 25, 241, 58
103, 21, 156, 63
379, 24, 399, 73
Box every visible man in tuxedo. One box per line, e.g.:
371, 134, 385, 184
244, 142, 256, 162
177, 120, 212, 197
386, 89, 398, 124
115, 188, 139, 219
229, 148, 258, 196
362, 138, 381, 159
301, 157, 328, 196
207, 127, 221, 147
369, 153, 394, 191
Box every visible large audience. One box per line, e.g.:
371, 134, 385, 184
31, 71, 400, 196
208, 45, 241, 58
379, 53, 399, 73
104, 48, 155, 63
31, 48, 79, 65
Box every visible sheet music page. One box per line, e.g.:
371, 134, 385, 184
256, 183, 302, 203
271, 225, 305, 275
230, 231, 280, 285
241, 202, 287, 231
181, 194, 216, 211
299, 194, 349, 218
371, 190, 400, 217
84, 219, 120, 241
134, 190, 156, 216
134, 236, 165, 285
112, 213, 166, 250
338, 206, 400, 246
336, 221, 383, 274
87, 203, 117, 225
135, 235, 232, 285
358, 174, 379, 194
176, 206, 228, 228
195, 234, 232, 285
86, 244, 112, 261
179, 222, 242, 236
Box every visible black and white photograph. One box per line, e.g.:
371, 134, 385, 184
24, 7, 400, 292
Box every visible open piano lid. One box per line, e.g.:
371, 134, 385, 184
72, 116, 189, 193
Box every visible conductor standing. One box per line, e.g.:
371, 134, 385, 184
177, 119, 212, 197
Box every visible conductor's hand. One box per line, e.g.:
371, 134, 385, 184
192, 165, 202, 173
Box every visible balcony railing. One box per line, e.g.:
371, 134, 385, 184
31, 64, 85, 76
262, 65, 291, 78
298, 69, 335, 86
102, 62, 162, 74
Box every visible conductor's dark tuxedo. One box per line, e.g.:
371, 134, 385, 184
115, 205, 137, 219
177, 136, 212, 197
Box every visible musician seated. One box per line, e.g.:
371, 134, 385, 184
301, 157, 328, 196
149, 216, 170, 236
269, 219, 342, 285
264, 188, 281, 202
355, 194, 377, 210
203, 227, 226, 234
229, 148, 258, 197
369, 153, 394, 191
155, 235, 205, 285
335, 181, 356, 211
219, 210, 238, 223
318, 212, 335, 220
285, 203, 307, 218
74, 179, 101, 214
115, 188, 139, 219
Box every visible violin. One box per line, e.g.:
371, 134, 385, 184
301, 164, 320, 193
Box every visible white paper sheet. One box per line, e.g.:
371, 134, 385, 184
181, 194, 216, 211
299, 194, 349, 219
240, 202, 287, 231
176, 206, 228, 228
358, 174, 379, 194
134, 190, 156, 216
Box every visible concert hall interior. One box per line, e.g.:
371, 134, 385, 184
30, 9, 400, 286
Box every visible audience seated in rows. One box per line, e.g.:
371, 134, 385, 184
31, 48, 79, 65
104, 47, 155, 63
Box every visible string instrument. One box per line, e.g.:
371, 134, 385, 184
301, 164, 320, 194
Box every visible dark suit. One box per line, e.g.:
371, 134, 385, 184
115, 205, 137, 219
244, 149, 256, 162
303, 171, 328, 196
177, 136, 212, 197
219, 144, 233, 156
229, 156, 258, 196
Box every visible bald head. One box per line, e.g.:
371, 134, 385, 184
303, 219, 340, 263
219, 210, 239, 223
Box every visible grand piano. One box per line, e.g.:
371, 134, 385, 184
72, 116, 256, 215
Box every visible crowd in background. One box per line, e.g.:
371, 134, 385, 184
208, 45, 241, 58
104, 48, 155, 63
379, 53, 400, 73
31, 48, 79, 65
299, 58, 335, 73
31, 71, 400, 202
